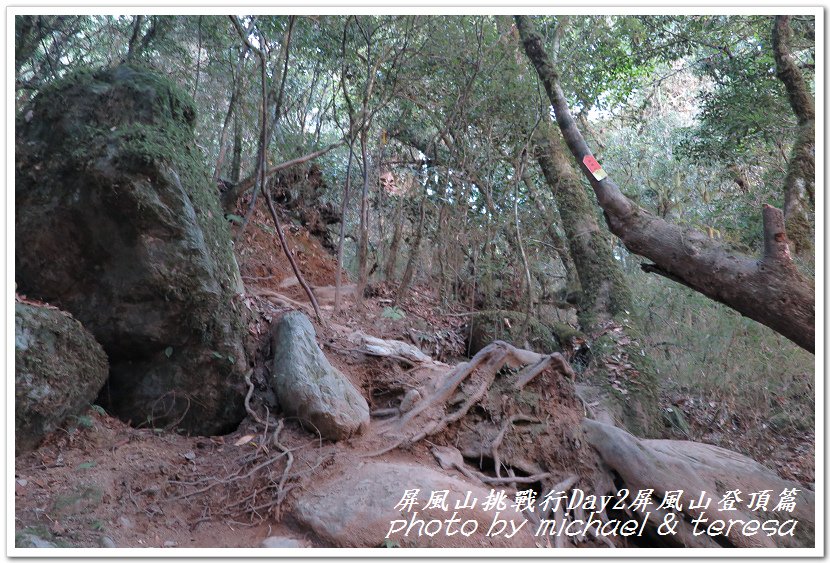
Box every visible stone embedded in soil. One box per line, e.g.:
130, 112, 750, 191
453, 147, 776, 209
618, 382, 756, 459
293, 460, 537, 548
15, 302, 109, 454
261, 536, 306, 548
15, 64, 248, 435
270, 312, 369, 441
16, 534, 57, 548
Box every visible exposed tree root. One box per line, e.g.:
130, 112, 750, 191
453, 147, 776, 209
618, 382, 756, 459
364, 340, 577, 463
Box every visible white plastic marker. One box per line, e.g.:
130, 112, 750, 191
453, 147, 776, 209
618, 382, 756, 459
582, 154, 608, 181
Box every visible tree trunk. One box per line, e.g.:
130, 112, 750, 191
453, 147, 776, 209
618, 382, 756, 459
356, 130, 371, 304
334, 141, 355, 314
772, 15, 815, 256
532, 120, 630, 330
523, 173, 581, 301
384, 197, 405, 281
230, 115, 242, 183
516, 14, 814, 354
396, 198, 426, 303
213, 47, 247, 181
532, 118, 660, 437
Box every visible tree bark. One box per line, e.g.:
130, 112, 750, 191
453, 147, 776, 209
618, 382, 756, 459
516, 14, 814, 353
772, 15, 815, 256
334, 141, 355, 314
396, 198, 426, 303
532, 120, 631, 330
230, 115, 242, 183
356, 130, 371, 304
523, 173, 580, 296
384, 197, 405, 281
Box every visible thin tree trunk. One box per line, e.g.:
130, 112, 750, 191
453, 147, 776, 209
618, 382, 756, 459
334, 141, 355, 314
384, 197, 405, 281
396, 198, 426, 303
126, 16, 143, 62
230, 16, 323, 324
524, 174, 580, 296
193, 16, 203, 99
213, 47, 247, 181
513, 166, 535, 336
516, 14, 814, 353
230, 115, 242, 183
356, 130, 371, 304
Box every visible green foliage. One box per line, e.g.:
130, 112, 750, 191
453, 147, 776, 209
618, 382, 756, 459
630, 264, 814, 434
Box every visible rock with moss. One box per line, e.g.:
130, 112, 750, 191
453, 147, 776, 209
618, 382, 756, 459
15, 65, 247, 435
271, 312, 369, 441
15, 302, 109, 454
466, 310, 561, 356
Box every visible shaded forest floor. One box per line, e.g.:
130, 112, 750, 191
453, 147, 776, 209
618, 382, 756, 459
14, 201, 814, 549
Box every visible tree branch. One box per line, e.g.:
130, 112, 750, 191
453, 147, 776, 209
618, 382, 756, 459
515, 15, 814, 353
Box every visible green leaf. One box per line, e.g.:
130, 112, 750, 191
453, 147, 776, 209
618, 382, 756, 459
77, 461, 96, 470
212, 351, 224, 359
226, 214, 245, 224
227, 355, 236, 364
164, 346, 173, 358
90, 404, 106, 415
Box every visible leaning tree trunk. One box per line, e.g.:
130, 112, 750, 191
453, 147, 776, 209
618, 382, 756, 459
515, 14, 814, 354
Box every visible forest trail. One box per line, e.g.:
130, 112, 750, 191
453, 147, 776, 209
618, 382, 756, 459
14, 13, 816, 552
14, 199, 814, 550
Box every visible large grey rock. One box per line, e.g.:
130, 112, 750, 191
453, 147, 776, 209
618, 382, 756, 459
15, 65, 247, 434
293, 460, 537, 548
15, 302, 109, 454
583, 418, 815, 548
271, 312, 369, 440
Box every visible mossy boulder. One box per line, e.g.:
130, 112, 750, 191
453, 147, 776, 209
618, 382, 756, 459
16, 65, 247, 435
15, 302, 108, 454
271, 312, 369, 441
467, 310, 561, 356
